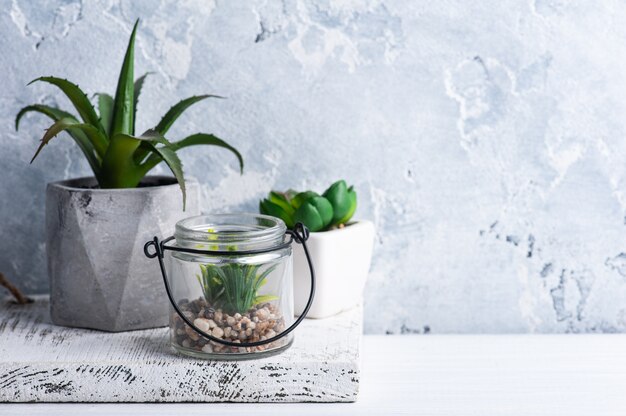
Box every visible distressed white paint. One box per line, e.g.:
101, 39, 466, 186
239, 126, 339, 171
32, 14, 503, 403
2, 1, 626, 334
3, 335, 626, 414
0, 297, 361, 402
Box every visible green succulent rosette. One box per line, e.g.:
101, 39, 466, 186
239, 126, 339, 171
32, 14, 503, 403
259, 180, 357, 232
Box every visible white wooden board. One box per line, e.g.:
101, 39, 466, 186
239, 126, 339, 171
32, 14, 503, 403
3, 335, 626, 415
0, 296, 361, 403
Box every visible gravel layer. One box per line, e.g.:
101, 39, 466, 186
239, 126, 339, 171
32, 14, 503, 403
171, 297, 287, 354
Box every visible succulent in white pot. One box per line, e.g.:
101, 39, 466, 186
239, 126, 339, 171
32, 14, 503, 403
16, 19, 243, 331
260, 180, 375, 318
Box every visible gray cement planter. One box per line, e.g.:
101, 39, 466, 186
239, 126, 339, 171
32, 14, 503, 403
46, 176, 199, 332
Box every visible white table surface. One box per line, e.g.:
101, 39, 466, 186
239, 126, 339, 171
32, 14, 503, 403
3, 334, 626, 415
0, 297, 361, 402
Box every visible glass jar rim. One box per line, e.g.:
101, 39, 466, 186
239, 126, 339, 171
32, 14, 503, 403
174, 213, 287, 250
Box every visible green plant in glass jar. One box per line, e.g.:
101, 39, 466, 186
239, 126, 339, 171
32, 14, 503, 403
174, 260, 286, 355
196, 263, 278, 315
170, 215, 293, 357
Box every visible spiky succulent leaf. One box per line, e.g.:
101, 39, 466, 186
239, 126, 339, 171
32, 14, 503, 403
170, 133, 243, 173
15, 104, 75, 131
100, 131, 147, 189
154, 95, 223, 136
103, 130, 185, 205
15, 105, 103, 177
138, 132, 243, 182
97, 93, 114, 136
110, 19, 139, 137
150, 144, 186, 207
120, 71, 154, 163
31, 118, 107, 165
132, 72, 151, 135
28, 77, 104, 132
132, 130, 186, 209
100, 129, 185, 210
131, 141, 154, 165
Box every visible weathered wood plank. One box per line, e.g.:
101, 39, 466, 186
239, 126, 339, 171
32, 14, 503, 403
0, 296, 360, 402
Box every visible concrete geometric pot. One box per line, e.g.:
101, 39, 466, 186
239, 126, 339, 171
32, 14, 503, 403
293, 220, 375, 319
46, 176, 199, 332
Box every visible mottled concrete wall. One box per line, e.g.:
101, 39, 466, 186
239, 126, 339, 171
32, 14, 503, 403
2, 0, 626, 333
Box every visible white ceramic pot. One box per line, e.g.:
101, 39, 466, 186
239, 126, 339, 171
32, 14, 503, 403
293, 220, 375, 318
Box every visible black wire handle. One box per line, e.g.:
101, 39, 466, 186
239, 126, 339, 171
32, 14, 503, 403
144, 222, 315, 348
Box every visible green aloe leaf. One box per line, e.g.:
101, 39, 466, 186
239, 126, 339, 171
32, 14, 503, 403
132, 72, 152, 135
154, 95, 223, 136
138, 132, 243, 181
100, 134, 142, 188
30, 118, 106, 170
169, 133, 243, 173
131, 141, 155, 165
15, 105, 102, 178
28, 77, 103, 132
15, 104, 76, 131
32, 117, 107, 161
134, 130, 186, 209
97, 93, 114, 136
110, 19, 139, 137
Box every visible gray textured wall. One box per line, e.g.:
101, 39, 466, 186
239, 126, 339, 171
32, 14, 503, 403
2, 0, 626, 333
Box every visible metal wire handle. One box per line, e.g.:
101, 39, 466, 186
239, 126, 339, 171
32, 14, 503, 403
144, 222, 315, 348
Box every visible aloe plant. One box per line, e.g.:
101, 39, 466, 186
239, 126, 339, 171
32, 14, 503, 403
15, 19, 242, 208
197, 263, 278, 315
260, 180, 357, 232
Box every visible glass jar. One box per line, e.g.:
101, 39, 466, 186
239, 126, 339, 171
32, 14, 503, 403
144, 213, 315, 360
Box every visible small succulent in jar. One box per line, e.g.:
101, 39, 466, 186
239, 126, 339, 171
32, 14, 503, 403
197, 262, 278, 315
